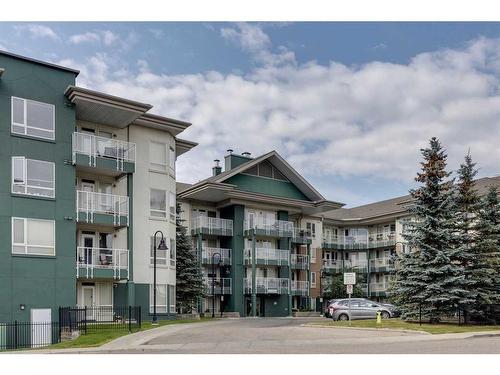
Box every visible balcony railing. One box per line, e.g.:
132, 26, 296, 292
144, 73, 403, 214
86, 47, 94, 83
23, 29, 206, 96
203, 277, 232, 295
244, 277, 289, 294
201, 247, 232, 265
322, 259, 367, 272
344, 260, 368, 271
323, 259, 343, 272
243, 218, 294, 237
292, 228, 312, 243
72, 132, 136, 171
291, 254, 309, 269
368, 233, 396, 248
191, 216, 233, 236
76, 247, 129, 279
322, 231, 397, 249
76, 190, 129, 226
291, 280, 309, 296
244, 247, 289, 266
369, 282, 390, 292
369, 257, 394, 270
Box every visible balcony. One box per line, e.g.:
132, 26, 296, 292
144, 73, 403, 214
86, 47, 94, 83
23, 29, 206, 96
369, 282, 391, 297
76, 247, 129, 279
243, 219, 294, 238
369, 257, 394, 272
291, 254, 309, 269
322, 234, 339, 249
323, 233, 396, 250
368, 233, 396, 249
201, 247, 232, 265
322, 259, 368, 273
291, 228, 312, 244
203, 277, 232, 295
322, 259, 343, 273
72, 132, 136, 175
244, 278, 289, 294
191, 216, 233, 237
76, 190, 129, 227
244, 248, 289, 266
291, 280, 309, 296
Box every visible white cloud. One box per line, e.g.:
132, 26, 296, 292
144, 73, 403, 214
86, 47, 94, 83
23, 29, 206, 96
64, 32, 500, 205
68, 30, 119, 46
101, 30, 119, 46
14, 24, 59, 41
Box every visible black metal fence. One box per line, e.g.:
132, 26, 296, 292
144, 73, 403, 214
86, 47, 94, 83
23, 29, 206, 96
59, 306, 142, 334
0, 321, 60, 350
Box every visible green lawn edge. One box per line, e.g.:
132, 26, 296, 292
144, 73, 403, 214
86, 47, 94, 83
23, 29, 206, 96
308, 318, 500, 334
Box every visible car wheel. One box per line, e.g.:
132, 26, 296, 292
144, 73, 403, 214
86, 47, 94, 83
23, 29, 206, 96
338, 313, 349, 321
381, 311, 390, 319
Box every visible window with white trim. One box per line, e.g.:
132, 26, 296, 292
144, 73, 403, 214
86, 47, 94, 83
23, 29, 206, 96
150, 189, 167, 218
11, 97, 55, 140
12, 157, 55, 198
311, 272, 317, 288
150, 141, 167, 171
150, 236, 168, 266
310, 248, 317, 263
12, 217, 55, 256
168, 285, 176, 313
169, 147, 175, 172
149, 284, 167, 313
170, 238, 176, 267
169, 192, 176, 221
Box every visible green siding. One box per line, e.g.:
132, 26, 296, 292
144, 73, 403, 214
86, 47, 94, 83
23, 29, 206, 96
224, 173, 309, 200
0, 53, 77, 321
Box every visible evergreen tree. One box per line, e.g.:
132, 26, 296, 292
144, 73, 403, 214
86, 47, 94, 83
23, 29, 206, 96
473, 186, 500, 321
175, 203, 204, 313
323, 274, 364, 299
391, 137, 466, 322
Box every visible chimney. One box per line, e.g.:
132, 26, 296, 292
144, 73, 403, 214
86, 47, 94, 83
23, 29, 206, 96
224, 148, 253, 171
242, 152, 251, 158
212, 159, 222, 176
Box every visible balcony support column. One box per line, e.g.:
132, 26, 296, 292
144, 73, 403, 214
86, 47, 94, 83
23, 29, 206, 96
197, 234, 203, 314
367, 249, 371, 298
251, 229, 257, 317
307, 244, 311, 309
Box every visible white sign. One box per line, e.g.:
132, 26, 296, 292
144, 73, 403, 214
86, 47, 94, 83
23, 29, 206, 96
344, 272, 356, 285
346, 284, 353, 295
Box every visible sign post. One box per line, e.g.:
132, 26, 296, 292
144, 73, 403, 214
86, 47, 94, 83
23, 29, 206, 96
344, 272, 356, 326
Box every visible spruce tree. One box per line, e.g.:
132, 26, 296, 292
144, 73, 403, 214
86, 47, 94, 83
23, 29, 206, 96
473, 186, 500, 321
175, 203, 204, 314
391, 137, 466, 322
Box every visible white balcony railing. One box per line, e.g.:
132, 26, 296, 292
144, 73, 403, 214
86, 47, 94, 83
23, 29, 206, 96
291, 254, 309, 267
243, 218, 294, 236
203, 277, 232, 294
244, 277, 289, 294
370, 282, 390, 292
292, 228, 312, 242
323, 231, 396, 249
291, 280, 309, 293
76, 190, 129, 226
202, 247, 232, 265
322, 259, 343, 271
322, 259, 367, 271
244, 248, 289, 265
369, 257, 393, 269
322, 234, 339, 245
76, 247, 129, 279
345, 260, 368, 270
72, 132, 136, 170
368, 233, 396, 248
191, 216, 233, 236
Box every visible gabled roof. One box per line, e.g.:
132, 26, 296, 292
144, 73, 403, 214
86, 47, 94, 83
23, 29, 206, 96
0, 50, 80, 75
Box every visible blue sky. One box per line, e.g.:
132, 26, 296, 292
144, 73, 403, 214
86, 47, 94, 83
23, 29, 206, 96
2, 22, 500, 206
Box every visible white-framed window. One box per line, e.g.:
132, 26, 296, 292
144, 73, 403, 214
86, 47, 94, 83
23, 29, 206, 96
149, 284, 167, 313
311, 272, 317, 288
11, 97, 55, 140
169, 192, 176, 221
310, 248, 317, 263
168, 285, 176, 313
150, 236, 168, 266
169, 147, 175, 172
170, 238, 176, 267
150, 189, 167, 218
306, 222, 316, 238
12, 217, 55, 256
150, 141, 167, 171
12, 157, 55, 198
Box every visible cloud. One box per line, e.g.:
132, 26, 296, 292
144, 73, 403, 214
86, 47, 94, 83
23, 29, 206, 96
68, 30, 119, 46
61, 31, 500, 205
14, 24, 59, 41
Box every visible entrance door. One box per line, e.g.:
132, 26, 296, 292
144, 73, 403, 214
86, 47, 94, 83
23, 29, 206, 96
31, 308, 51, 348
82, 286, 96, 319
81, 233, 95, 265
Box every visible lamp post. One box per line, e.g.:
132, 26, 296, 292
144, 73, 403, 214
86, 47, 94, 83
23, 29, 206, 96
211, 252, 222, 318
152, 230, 168, 325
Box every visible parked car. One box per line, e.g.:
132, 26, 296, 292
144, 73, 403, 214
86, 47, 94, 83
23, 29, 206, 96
328, 298, 398, 321
324, 299, 339, 318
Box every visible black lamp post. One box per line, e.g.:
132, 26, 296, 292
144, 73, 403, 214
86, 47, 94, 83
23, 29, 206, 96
211, 252, 222, 318
152, 230, 168, 325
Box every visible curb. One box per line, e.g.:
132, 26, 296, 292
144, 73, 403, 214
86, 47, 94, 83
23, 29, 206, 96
302, 323, 431, 335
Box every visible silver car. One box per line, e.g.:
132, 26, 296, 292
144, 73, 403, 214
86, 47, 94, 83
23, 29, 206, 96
329, 298, 395, 321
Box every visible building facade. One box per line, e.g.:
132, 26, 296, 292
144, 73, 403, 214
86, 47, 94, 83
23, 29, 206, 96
0, 51, 196, 322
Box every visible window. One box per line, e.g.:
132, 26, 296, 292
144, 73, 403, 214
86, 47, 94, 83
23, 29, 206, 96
169, 147, 175, 172
170, 238, 176, 267
311, 272, 317, 287
149, 284, 167, 313
242, 161, 290, 181
11, 97, 55, 140
12, 217, 55, 256
150, 142, 167, 171
169, 192, 176, 221
150, 236, 168, 266
168, 285, 176, 313
310, 248, 317, 263
150, 189, 167, 218
12, 157, 55, 198
306, 222, 316, 238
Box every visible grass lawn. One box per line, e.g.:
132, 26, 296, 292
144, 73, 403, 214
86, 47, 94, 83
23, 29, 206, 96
46, 318, 211, 349
309, 318, 500, 334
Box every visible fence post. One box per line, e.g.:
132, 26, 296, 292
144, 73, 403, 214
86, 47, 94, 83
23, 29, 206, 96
14, 320, 18, 350
84, 306, 87, 334
138, 306, 142, 328
128, 306, 132, 333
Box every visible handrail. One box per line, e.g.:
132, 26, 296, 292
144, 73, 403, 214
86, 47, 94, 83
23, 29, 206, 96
76, 190, 129, 226
191, 216, 233, 236
76, 247, 129, 279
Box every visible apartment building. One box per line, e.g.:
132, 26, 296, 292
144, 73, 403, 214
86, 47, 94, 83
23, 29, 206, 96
177, 150, 343, 317
0, 51, 196, 322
